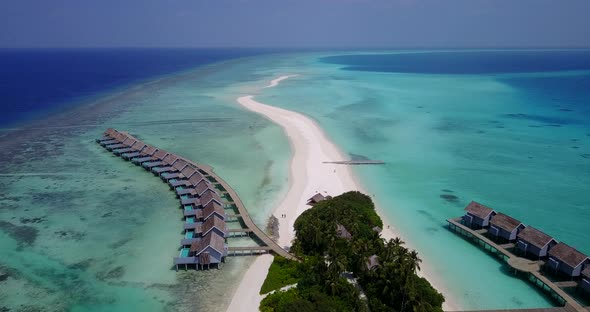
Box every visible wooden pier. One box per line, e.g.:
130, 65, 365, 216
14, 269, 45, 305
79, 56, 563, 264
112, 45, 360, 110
197, 163, 298, 261
447, 217, 588, 312
97, 128, 298, 272
323, 160, 385, 165
228, 246, 272, 256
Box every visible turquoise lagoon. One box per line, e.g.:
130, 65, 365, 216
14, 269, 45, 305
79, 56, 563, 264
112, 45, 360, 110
0, 57, 291, 311
1, 50, 589, 311
254, 51, 590, 309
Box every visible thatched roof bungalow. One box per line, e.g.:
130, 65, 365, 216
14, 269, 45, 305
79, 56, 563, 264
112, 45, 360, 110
366, 255, 380, 271
162, 154, 179, 166
169, 167, 197, 188
200, 189, 222, 207
153, 154, 179, 174
143, 150, 169, 168
121, 141, 147, 159
131, 145, 158, 163
181, 197, 201, 206
203, 201, 225, 221
172, 159, 188, 171
307, 193, 326, 206
108, 136, 136, 151
463, 201, 496, 229
202, 215, 228, 238
96, 128, 118, 142
100, 132, 127, 146
193, 180, 215, 197
580, 267, 590, 293
547, 242, 590, 277
336, 224, 352, 240
489, 213, 525, 242
189, 231, 227, 264
516, 226, 557, 258
183, 209, 203, 220
188, 171, 207, 186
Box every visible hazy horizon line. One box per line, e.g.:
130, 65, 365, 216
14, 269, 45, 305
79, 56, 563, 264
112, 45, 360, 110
1, 46, 590, 51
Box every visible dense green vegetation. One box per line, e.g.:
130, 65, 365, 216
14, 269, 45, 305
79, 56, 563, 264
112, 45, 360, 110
260, 256, 303, 294
260, 191, 444, 312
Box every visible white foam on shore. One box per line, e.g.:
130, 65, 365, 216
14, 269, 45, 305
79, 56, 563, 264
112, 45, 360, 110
226, 76, 459, 312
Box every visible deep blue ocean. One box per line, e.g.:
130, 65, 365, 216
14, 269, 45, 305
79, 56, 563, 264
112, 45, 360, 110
0, 48, 270, 126
320, 50, 590, 74
1, 49, 590, 311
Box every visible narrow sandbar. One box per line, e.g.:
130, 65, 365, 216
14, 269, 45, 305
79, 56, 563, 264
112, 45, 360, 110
227, 76, 459, 311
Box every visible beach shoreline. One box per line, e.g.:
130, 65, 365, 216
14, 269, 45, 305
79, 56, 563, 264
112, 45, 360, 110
227, 76, 459, 312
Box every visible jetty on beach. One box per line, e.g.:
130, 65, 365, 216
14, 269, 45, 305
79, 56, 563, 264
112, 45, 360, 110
97, 128, 296, 271
323, 160, 385, 165
448, 201, 590, 312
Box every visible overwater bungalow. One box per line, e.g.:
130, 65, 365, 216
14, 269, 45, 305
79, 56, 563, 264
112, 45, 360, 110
203, 201, 225, 221
162, 159, 189, 180
131, 145, 157, 163
169, 166, 197, 188
463, 201, 496, 229
516, 226, 558, 258
200, 189, 223, 207
152, 154, 179, 174
107, 137, 136, 151
188, 171, 207, 186
121, 141, 147, 160
336, 224, 352, 240
100, 132, 127, 147
142, 150, 169, 169
189, 231, 228, 266
183, 208, 204, 220
193, 180, 216, 197
488, 213, 525, 242
96, 128, 118, 142
181, 197, 201, 206
366, 255, 380, 271
202, 215, 228, 238
547, 242, 590, 278
113, 138, 140, 155
176, 180, 210, 198
581, 267, 590, 294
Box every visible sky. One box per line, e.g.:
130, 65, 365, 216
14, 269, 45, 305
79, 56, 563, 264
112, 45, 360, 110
1, 0, 589, 48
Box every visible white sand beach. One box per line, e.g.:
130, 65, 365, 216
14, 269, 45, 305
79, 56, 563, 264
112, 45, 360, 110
226, 76, 458, 312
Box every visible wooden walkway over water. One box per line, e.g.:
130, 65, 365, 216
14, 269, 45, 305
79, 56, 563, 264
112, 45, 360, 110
447, 218, 589, 312
323, 160, 385, 165
197, 163, 297, 261
228, 246, 273, 256
97, 129, 297, 271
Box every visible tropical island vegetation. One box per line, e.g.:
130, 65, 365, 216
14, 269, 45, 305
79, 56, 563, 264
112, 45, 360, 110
260, 191, 445, 312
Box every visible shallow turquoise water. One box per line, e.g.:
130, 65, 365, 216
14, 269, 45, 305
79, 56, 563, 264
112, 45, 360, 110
254, 51, 590, 309
0, 57, 291, 311
2, 50, 588, 311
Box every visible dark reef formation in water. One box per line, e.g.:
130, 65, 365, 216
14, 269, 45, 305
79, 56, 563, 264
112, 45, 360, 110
54, 230, 86, 241
440, 194, 459, 203
68, 259, 94, 271
96, 266, 125, 281
0, 220, 38, 248
20, 216, 47, 224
